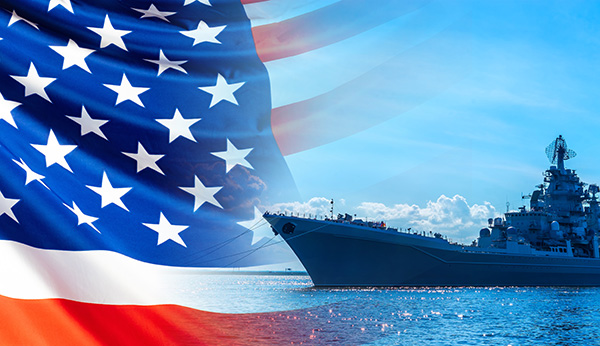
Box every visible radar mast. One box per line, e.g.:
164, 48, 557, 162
545, 135, 576, 170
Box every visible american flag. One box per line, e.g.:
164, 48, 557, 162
0, 0, 301, 343
0, 0, 466, 343
0, 0, 298, 268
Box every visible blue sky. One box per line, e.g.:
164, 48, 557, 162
270, 0, 600, 242
286, 1, 600, 207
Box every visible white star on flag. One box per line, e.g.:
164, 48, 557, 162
0, 190, 19, 224
31, 129, 77, 173
198, 74, 245, 108
64, 202, 100, 233
86, 172, 132, 211
179, 176, 222, 211
156, 109, 200, 143
211, 138, 253, 173
10, 63, 56, 102
144, 49, 188, 76
0, 91, 21, 128
133, 4, 176, 22
122, 142, 165, 175
143, 213, 189, 247
88, 15, 131, 51
180, 20, 226, 46
66, 105, 109, 139
12, 158, 48, 188
50, 39, 95, 73
48, 0, 74, 13
8, 11, 39, 30
104, 74, 149, 107
237, 207, 273, 245
184, 0, 211, 6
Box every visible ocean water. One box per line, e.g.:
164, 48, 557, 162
180, 274, 600, 345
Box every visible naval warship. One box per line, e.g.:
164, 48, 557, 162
264, 136, 600, 286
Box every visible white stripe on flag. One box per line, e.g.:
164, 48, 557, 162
0, 240, 319, 313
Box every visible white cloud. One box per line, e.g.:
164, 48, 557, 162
267, 195, 499, 244
266, 197, 333, 218
356, 194, 499, 243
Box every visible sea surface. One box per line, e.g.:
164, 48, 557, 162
178, 274, 600, 345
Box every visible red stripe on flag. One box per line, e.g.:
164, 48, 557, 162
0, 297, 231, 345
241, 0, 269, 4
251, 0, 426, 62
0, 295, 386, 345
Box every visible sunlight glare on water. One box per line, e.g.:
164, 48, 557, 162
174, 275, 600, 345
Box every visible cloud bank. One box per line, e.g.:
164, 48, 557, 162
268, 195, 498, 244
267, 197, 336, 218
356, 195, 498, 243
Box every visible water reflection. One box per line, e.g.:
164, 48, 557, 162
171, 275, 600, 345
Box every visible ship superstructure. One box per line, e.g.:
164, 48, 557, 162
265, 136, 600, 286
478, 135, 600, 258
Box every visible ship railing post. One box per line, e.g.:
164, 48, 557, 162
566, 239, 573, 257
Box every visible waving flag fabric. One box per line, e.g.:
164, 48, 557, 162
0, 0, 301, 343
0, 0, 297, 268
0, 0, 467, 344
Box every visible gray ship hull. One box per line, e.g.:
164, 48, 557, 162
265, 215, 600, 287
